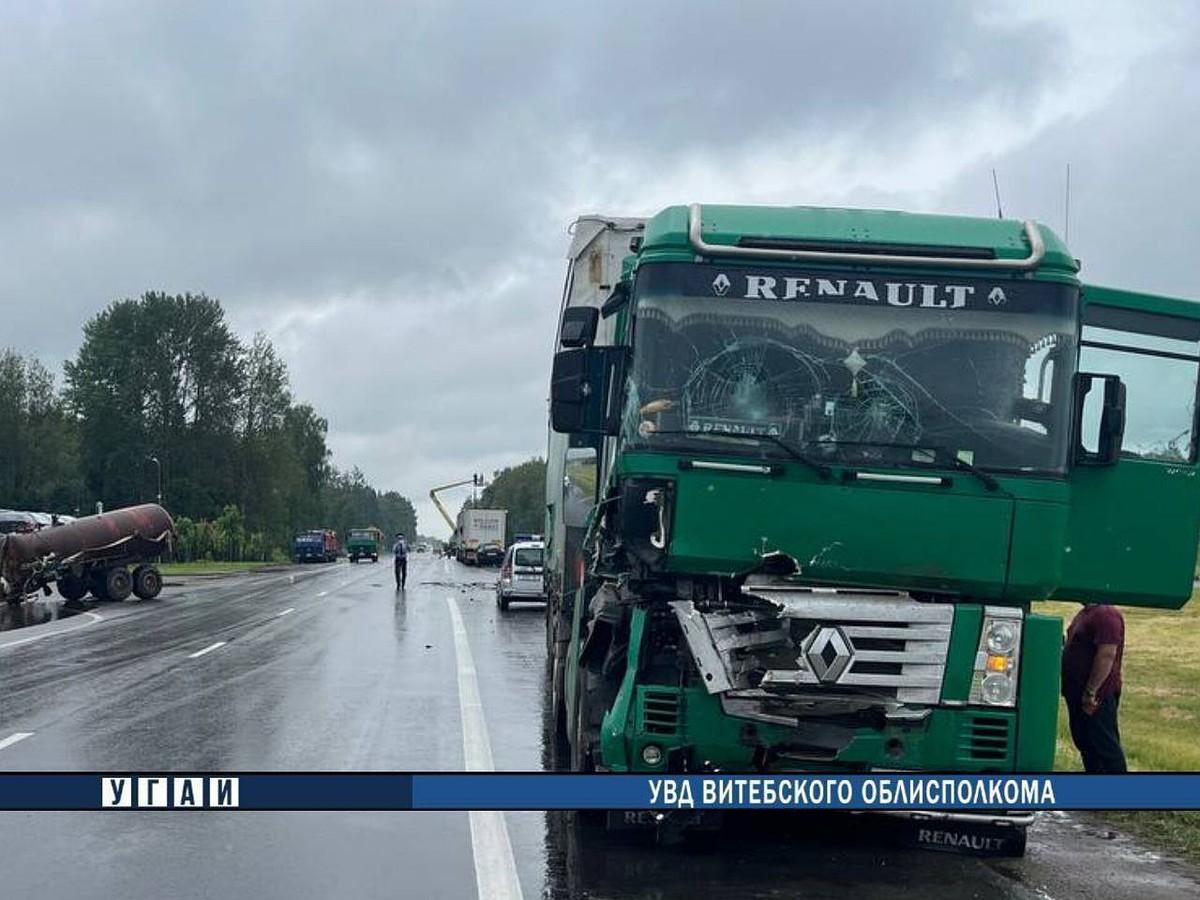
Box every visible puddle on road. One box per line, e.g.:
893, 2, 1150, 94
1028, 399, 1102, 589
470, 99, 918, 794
0, 595, 90, 633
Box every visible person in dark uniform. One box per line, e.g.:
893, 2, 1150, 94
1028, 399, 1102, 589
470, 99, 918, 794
392, 532, 409, 589
1061, 603, 1127, 773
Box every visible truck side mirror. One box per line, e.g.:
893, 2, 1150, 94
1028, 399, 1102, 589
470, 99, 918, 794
550, 348, 592, 432
559, 307, 599, 348
1074, 373, 1126, 466
550, 347, 629, 435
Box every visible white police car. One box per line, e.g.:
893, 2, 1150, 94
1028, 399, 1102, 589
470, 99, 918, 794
495, 539, 545, 611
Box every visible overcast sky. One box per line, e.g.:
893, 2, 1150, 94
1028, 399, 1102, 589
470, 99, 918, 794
2, 0, 1196, 534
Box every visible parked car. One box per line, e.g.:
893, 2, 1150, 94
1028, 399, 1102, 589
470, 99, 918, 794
0, 510, 39, 535
496, 540, 545, 611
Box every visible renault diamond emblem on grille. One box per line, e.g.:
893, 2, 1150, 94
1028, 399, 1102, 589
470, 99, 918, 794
804, 626, 853, 683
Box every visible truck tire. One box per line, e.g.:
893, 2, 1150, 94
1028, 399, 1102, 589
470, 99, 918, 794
88, 570, 109, 600
550, 651, 568, 748
132, 565, 163, 600
104, 567, 133, 602
571, 672, 600, 774
57, 574, 88, 602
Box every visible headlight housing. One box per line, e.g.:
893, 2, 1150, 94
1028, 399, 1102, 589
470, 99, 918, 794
617, 477, 674, 565
985, 620, 1018, 654
969, 606, 1023, 707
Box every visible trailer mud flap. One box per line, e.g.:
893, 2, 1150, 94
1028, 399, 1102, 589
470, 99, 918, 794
899, 817, 1027, 857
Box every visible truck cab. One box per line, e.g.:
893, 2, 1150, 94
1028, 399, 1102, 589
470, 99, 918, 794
543, 204, 1200, 788
346, 527, 381, 563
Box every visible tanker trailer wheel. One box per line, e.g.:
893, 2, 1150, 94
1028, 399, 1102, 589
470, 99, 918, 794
57, 573, 88, 602
104, 567, 133, 602
132, 565, 163, 600
88, 570, 109, 600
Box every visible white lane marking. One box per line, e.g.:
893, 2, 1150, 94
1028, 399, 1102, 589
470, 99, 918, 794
316, 591, 328, 598
445, 597, 524, 900
0, 732, 34, 751
188, 641, 227, 659
0, 611, 104, 651
277, 607, 295, 617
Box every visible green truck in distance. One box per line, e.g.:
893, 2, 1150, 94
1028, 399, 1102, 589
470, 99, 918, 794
346, 527, 382, 563
543, 204, 1200, 850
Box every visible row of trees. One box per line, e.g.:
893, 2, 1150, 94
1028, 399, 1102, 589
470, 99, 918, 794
0, 292, 416, 559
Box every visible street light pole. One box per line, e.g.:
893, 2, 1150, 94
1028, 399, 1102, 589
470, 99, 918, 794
148, 456, 162, 506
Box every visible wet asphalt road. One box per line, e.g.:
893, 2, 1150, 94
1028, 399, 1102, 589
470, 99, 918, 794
0, 555, 1197, 900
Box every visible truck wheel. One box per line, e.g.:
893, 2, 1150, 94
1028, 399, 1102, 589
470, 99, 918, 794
571, 677, 597, 773
104, 567, 133, 602
132, 565, 163, 600
57, 574, 88, 602
88, 570, 109, 600
550, 652, 568, 748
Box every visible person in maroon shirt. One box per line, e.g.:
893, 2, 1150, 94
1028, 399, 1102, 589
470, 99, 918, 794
1061, 604, 1127, 773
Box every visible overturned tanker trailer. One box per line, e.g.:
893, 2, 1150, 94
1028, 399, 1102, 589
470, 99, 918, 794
0, 504, 176, 605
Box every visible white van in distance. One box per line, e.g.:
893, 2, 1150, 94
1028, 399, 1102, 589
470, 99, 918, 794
496, 540, 545, 610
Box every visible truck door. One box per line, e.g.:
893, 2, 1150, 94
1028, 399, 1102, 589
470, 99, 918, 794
1056, 286, 1200, 609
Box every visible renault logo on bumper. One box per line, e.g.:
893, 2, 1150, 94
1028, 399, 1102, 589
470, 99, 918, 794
804, 626, 854, 682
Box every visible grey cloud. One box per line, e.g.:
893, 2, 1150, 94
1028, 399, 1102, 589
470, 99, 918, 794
933, 20, 1200, 298
0, 1, 1063, 337
0, 1, 1191, 531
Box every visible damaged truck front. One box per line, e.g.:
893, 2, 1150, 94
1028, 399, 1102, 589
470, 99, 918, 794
543, 204, 1200, 849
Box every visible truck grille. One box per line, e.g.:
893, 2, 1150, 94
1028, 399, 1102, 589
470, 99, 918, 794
638, 688, 681, 736
961, 714, 1011, 762
673, 590, 954, 706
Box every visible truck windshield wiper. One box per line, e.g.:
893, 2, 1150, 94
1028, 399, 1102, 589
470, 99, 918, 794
811, 440, 1001, 493
917, 445, 1001, 493
646, 430, 832, 480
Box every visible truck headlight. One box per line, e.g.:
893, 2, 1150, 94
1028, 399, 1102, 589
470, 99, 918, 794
969, 607, 1022, 707
984, 620, 1018, 654
980, 673, 1015, 705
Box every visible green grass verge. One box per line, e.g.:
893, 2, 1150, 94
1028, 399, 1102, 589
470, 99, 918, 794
1036, 595, 1200, 865
158, 561, 284, 576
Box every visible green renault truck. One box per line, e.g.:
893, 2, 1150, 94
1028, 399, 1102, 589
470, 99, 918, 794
543, 204, 1200, 846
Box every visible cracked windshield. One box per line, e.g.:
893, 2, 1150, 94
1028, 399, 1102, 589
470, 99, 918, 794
626, 263, 1078, 473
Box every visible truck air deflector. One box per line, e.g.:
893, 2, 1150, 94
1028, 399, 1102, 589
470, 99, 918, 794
688, 203, 1046, 272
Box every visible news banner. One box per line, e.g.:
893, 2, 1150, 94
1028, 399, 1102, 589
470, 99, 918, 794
0, 774, 1197, 810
